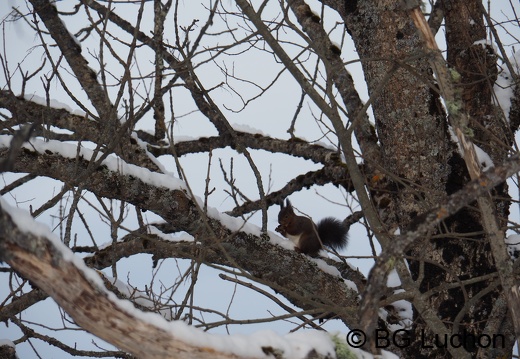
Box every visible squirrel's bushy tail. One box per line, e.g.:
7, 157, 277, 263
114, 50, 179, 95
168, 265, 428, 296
317, 217, 349, 250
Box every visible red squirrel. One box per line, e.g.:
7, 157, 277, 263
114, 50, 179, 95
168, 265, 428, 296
275, 199, 348, 256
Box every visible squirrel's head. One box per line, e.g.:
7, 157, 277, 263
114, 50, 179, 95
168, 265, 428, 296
278, 199, 294, 224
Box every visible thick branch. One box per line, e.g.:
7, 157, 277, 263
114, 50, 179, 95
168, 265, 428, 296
0, 204, 252, 359
29, 0, 113, 120
0, 143, 360, 325
287, 0, 381, 168
0, 90, 160, 172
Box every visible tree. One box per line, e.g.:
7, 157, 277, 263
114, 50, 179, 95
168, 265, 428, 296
0, 0, 519, 358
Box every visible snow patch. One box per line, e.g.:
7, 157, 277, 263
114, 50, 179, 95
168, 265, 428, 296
384, 269, 413, 331
473, 144, 494, 170
310, 257, 342, 276
448, 128, 495, 170
506, 234, 520, 260
24, 93, 89, 118
0, 339, 15, 348
0, 135, 187, 192
148, 226, 194, 242
231, 123, 265, 136
472, 39, 497, 54
493, 50, 520, 121
130, 132, 171, 174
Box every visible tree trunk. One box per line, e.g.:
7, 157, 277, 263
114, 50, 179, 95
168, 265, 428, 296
340, 0, 515, 357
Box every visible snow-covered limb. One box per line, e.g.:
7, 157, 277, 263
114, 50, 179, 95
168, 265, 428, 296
0, 340, 17, 359
0, 133, 363, 312
0, 199, 345, 359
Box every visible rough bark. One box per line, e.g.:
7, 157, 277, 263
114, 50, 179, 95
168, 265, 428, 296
338, 0, 516, 357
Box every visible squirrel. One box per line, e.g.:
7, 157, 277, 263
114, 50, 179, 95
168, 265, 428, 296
275, 199, 349, 256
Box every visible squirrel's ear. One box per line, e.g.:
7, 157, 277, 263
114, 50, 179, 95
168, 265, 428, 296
276, 198, 284, 209
286, 199, 292, 208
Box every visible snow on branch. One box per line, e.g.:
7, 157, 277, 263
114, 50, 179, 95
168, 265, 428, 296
0, 199, 339, 359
